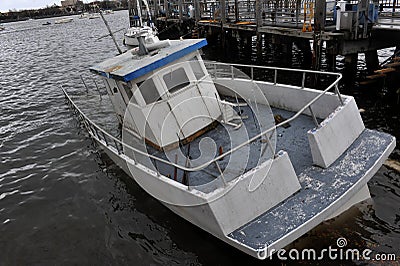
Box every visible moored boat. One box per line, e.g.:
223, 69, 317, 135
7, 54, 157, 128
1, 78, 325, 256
54, 17, 73, 24
63, 37, 396, 259
88, 13, 101, 19
124, 0, 158, 46
124, 25, 159, 46
102, 9, 114, 15
79, 12, 89, 19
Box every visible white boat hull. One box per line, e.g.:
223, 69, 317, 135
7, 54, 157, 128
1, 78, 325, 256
54, 18, 73, 24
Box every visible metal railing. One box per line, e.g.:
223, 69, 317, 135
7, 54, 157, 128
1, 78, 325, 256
62, 63, 342, 184
155, 0, 400, 28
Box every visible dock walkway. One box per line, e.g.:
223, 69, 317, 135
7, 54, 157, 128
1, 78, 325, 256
146, 0, 400, 72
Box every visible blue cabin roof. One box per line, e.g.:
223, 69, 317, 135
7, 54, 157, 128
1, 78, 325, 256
90, 39, 208, 82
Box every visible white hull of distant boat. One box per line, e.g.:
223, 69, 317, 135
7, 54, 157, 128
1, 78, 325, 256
55, 18, 73, 24
103, 10, 114, 15
79, 12, 101, 19
63, 38, 396, 259
79, 12, 89, 19
88, 13, 100, 19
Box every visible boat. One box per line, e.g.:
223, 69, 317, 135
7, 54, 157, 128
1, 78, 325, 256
79, 12, 90, 19
124, 0, 159, 46
63, 37, 396, 259
79, 12, 100, 19
88, 13, 101, 19
54, 18, 73, 24
102, 9, 114, 15
42, 21, 51, 26
0, 24, 5, 31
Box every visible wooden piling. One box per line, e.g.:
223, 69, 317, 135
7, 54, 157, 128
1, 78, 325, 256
234, 0, 239, 22
221, 0, 226, 24
314, 0, 326, 32
164, 0, 169, 19
179, 0, 183, 20
365, 50, 380, 74
255, 0, 262, 29
326, 41, 337, 71
344, 54, 359, 83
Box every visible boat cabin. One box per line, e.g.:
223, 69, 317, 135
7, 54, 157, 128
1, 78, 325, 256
90, 39, 225, 149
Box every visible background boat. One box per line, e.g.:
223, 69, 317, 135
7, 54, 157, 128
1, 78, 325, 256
54, 17, 73, 24
124, 0, 158, 46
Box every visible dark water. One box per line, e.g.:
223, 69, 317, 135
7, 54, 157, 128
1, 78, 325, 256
0, 10, 399, 265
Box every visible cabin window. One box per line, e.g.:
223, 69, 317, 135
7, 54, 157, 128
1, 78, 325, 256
122, 83, 133, 100
136, 80, 144, 88
190, 57, 205, 80
138, 78, 160, 105
163, 67, 190, 94
113, 87, 118, 93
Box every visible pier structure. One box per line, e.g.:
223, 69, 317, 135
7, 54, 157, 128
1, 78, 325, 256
142, 0, 400, 74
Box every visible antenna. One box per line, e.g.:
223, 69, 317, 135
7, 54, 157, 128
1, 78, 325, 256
137, 35, 149, 56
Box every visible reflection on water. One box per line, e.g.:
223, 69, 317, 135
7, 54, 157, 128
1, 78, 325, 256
0, 10, 399, 265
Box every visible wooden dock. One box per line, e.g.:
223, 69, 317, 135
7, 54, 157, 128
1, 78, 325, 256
136, 0, 400, 72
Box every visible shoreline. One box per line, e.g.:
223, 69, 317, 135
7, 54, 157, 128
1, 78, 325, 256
0, 7, 127, 24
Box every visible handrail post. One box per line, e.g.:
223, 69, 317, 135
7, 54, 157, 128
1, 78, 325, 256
80, 75, 89, 93
186, 160, 192, 191
85, 122, 93, 136
309, 105, 319, 128
114, 140, 121, 154
154, 160, 161, 177
93, 126, 101, 140
102, 132, 108, 146
215, 161, 227, 187
92, 79, 103, 101
274, 69, 277, 85
299, 72, 319, 127
231, 65, 234, 79
131, 148, 138, 165
261, 130, 276, 158
82, 119, 92, 135
251, 66, 254, 80
335, 83, 344, 106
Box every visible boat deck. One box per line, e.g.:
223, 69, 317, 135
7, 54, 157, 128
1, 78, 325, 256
228, 129, 395, 251
143, 106, 317, 193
